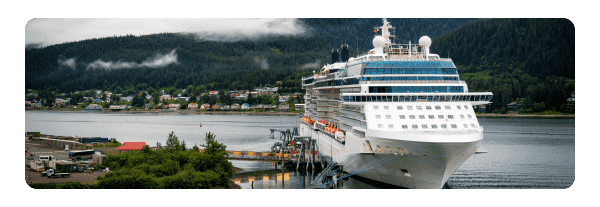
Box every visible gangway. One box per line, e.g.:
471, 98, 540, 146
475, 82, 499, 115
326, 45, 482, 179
311, 153, 411, 187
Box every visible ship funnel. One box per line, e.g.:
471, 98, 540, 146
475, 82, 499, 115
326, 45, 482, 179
340, 44, 349, 62
331, 49, 339, 64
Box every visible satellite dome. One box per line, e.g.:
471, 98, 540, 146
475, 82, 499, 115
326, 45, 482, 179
419, 36, 432, 47
373, 36, 386, 47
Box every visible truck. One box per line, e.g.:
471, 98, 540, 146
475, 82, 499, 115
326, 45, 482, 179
40, 169, 70, 178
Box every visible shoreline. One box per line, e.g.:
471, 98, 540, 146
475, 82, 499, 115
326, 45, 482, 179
26, 109, 574, 118
475, 113, 574, 118
25, 108, 302, 116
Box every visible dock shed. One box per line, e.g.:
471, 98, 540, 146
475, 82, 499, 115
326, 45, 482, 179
117, 142, 147, 152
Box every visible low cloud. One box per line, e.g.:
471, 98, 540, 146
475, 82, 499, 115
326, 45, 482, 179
86, 50, 178, 70
27, 19, 308, 47
301, 59, 322, 69
58, 56, 77, 69
253, 57, 269, 70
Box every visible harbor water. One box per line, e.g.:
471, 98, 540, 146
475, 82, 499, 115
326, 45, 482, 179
25, 111, 575, 189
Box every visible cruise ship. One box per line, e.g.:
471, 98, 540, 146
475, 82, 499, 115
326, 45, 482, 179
299, 19, 493, 189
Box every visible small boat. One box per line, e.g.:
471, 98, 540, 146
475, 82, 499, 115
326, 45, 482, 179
199, 123, 202, 127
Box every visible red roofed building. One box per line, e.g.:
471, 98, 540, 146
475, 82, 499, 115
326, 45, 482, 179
117, 142, 147, 152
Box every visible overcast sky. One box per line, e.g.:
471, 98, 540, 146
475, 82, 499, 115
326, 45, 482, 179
26, 18, 308, 48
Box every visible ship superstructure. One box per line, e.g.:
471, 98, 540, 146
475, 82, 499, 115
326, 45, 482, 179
299, 19, 493, 188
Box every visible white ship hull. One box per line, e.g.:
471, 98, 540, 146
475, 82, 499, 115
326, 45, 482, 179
299, 122, 482, 189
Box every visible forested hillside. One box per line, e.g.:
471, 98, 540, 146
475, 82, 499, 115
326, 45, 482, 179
430, 18, 575, 113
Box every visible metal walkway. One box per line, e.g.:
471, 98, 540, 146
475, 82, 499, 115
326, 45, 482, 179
312, 153, 411, 187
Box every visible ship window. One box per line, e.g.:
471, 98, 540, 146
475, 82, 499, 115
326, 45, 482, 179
374, 106, 379, 110
471, 123, 476, 128
407, 106, 413, 110
464, 105, 469, 109
467, 114, 472, 118
412, 125, 418, 129
460, 114, 465, 119
422, 124, 428, 129
451, 124, 457, 129
378, 124, 383, 128
397, 106, 403, 110
435, 106, 441, 110
386, 115, 391, 119
428, 115, 434, 119
441, 124, 447, 129
426, 106, 432, 110
384, 106, 389, 110
409, 115, 415, 119
402, 125, 408, 129
432, 124, 438, 129
388, 124, 394, 129
457, 105, 462, 109
463, 124, 468, 128
448, 115, 454, 119
445, 106, 451, 110
416, 106, 422, 110
419, 115, 425, 119
438, 115, 444, 119
376, 115, 381, 119
399, 115, 406, 119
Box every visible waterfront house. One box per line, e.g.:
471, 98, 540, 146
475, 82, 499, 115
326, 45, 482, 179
506, 101, 524, 112
241, 103, 251, 110
294, 104, 305, 111
278, 96, 289, 102
209, 91, 218, 96
144, 103, 152, 109
221, 105, 231, 110
188, 103, 199, 109
160, 95, 172, 101
212, 103, 222, 109
201, 103, 211, 109
236, 94, 248, 100
169, 103, 180, 110
161, 104, 169, 109
231, 103, 240, 109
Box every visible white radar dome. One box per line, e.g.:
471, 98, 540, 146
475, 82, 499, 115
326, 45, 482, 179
419, 36, 432, 47
373, 36, 386, 47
